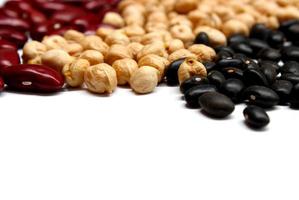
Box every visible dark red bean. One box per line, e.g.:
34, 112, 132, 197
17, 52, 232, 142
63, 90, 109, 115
84, 1, 107, 12
0, 29, 28, 48
0, 39, 17, 50
72, 14, 101, 32
36, 2, 70, 16
0, 17, 30, 32
1, 64, 64, 93
51, 8, 86, 24
4, 0, 33, 14
30, 23, 49, 41
0, 76, 4, 92
0, 49, 20, 70
27, 9, 47, 26
0, 7, 19, 18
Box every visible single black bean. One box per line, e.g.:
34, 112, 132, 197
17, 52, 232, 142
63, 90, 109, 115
214, 46, 234, 54
243, 59, 259, 70
217, 58, 244, 69
221, 67, 244, 80
228, 34, 248, 45
243, 68, 269, 86
194, 32, 210, 46
259, 60, 280, 73
271, 80, 293, 104
290, 83, 299, 108
165, 58, 185, 86
281, 46, 299, 62
257, 48, 281, 61
285, 24, 299, 42
220, 78, 245, 103
242, 85, 280, 108
279, 19, 299, 33
180, 76, 209, 94
203, 61, 216, 72
233, 53, 249, 62
267, 31, 285, 48
199, 92, 235, 118
281, 61, 299, 75
184, 84, 217, 108
260, 65, 277, 85
243, 106, 270, 129
248, 38, 270, 52
231, 42, 253, 56
280, 73, 299, 84
216, 50, 233, 61
207, 70, 226, 88
250, 24, 270, 40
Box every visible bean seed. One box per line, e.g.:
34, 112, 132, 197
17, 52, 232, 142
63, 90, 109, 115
217, 58, 244, 69
202, 61, 216, 72
290, 83, 299, 108
250, 24, 270, 40
281, 46, 299, 62
243, 106, 270, 129
221, 67, 244, 80
243, 68, 268, 86
0, 28, 27, 48
260, 64, 277, 85
207, 70, 226, 88
228, 34, 248, 46
257, 48, 281, 61
199, 92, 235, 118
231, 42, 253, 56
0, 49, 20, 70
0, 17, 30, 32
271, 80, 293, 104
279, 19, 299, 34
165, 58, 185, 86
0, 76, 4, 91
281, 61, 299, 75
267, 31, 285, 48
194, 32, 210, 46
184, 84, 217, 108
259, 60, 280, 73
280, 73, 299, 84
220, 78, 244, 103
248, 38, 270, 53
180, 76, 209, 94
0, 39, 17, 50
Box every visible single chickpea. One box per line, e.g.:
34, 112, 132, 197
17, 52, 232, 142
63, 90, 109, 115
166, 39, 185, 54
138, 54, 169, 81
22, 41, 47, 62
124, 14, 145, 26
188, 44, 216, 62
79, 50, 104, 65
81, 35, 109, 56
127, 42, 144, 59
41, 35, 68, 50
266, 16, 280, 29
141, 32, 164, 45
148, 11, 168, 23
105, 31, 130, 46
41, 49, 73, 72
178, 58, 207, 84
170, 24, 195, 44
145, 22, 168, 32
96, 26, 115, 39
64, 30, 85, 43
137, 42, 168, 60
130, 66, 159, 94
277, 6, 299, 22
124, 25, 145, 37
27, 56, 42, 65
168, 49, 197, 63
174, 0, 197, 14
84, 63, 117, 94
112, 58, 139, 85
63, 58, 90, 87
65, 43, 83, 57
106, 44, 133, 65
235, 13, 256, 29
194, 26, 227, 47
102, 12, 125, 28
170, 15, 193, 28
221, 19, 250, 37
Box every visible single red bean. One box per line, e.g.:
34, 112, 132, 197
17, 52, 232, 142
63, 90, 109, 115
30, 23, 49, 41
72, 14, 101, 32
0, 29, 28, 48
51, 8, 86, 24
1, 64, 64, 93
0, 17, 30, 32
84, 1, 107, 13
4, 0, 33, 13
0, 49, 20, 69
37, 2, 76, 16
27, 9, 47, 26
0, 7, 19, 18
0, 39, 17, 50
0, 76, 4, 92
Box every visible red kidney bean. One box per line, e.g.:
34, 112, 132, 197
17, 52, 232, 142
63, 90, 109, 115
37, 2, 76, 16
0, 39, 17, 50
0, 76, 4, 92
4, 1, 33, 14
0, 49, 20, 70
84, 1, 107, 13
72, 14, 100, 32
30, 23, 49, 41
0, 7, 19, 18
27, 9, 47, 26
1, 64, 64, 93
0, 29, 28, 48
51, 9, 86, 24
0, 17, 30, 32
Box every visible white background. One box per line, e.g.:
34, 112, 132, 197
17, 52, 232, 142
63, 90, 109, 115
1, 1, 299, 199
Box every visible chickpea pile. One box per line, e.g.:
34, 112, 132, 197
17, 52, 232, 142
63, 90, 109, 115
22, 0, 299, 94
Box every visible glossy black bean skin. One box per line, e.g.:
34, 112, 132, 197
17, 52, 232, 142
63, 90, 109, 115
279, 19, 299, 34
243, 68, 269, 86
260, 65, 277, 85
231, 43, 253, 56
221, 67, 244, 80
207, 70, 226, 88
243, 59, 259, 70
217, 58, 244, 69
250, 24, 270, 40
290, 83, 299, 108
285, 24, 299, 42
267, 31, 285, 48
259, 60, 280, 73
220, 78, 244, 103
280, 73, 299, 84
281, 61, 299, 75
184, 84, 217, 108
215, 46, 234, 55
216, 51, 233, 61
165, 58, 185, 86
194, 32, 210, 46
248, 38, 270, 52
257, 48, 281, 61
242, 86, 280, 108
243, 106, 270, 129
228, 34, 248, 45
180, 76, 209, 94
199, 92, 235, 118
281, 46, 299, 62
271, 80, 293, 104
203, 61, 216, 72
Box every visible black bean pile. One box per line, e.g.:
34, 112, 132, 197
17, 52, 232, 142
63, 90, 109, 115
166, 20, 299, 130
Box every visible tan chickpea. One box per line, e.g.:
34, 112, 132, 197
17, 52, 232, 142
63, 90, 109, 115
81, 35, 109, 56
188, 44, 216, 62
102, 12, 125, 28
96, 26, 115, 39
63, 59, 90, 87
65, 43, 83, 57
137, 42, 168, 60
106, 44, 133, 65
178, 58, 207, 84
277, 6, 299, 22
84, 63, 117, 94
168, 49, 197, 63
266, 16, 280, 30
41, 49, 73, 72
124, 24, 145, 37
79, 50, 104, 65
130, 66, 159, 94
169, 15, 193, 28
166, 39, 185, 54
147, 11, 168, 23
140, 32, 164, 45
194, 26, 227, 47
112, 58, 139, 85
64, 30, 85, 43
174, 0, 197, 14
222, 19, 249, 37
105, 31, 130, 46
127, 42, 144, 59
42, 35, 68, 50
22, 41, 47, 62
235, 13, 256, 29
170, 24, 195, 44
27, 56, 42, 65
138, 54, 169, 81
145, 22, 168, 33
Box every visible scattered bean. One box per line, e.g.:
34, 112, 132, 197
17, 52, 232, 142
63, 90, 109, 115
243, 106, 270, 129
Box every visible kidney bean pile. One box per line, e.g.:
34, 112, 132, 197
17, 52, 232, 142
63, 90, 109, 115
1, 0, 299, 130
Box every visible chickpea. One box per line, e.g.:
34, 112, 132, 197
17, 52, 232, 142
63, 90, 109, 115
127, 42, 144, 59
124, 24, 145, 37
27, 56, 42, 65
81, 35, 109, 56
141, 32, 164, 45
170, 15, 193, 28
84, 63, 117, 94
22, 41, 47, 62
145, 22, 168, 33
188, 44, 216, 62
130, 66, 159, 94
148, 11, 168, 23
96, 26, 115, 39
64, 30, 85, 43
194, 26, 227, 47
65, 43, 83, 57
174, 0, 197, 14
235, 13, 256, 29
221, 19, 249, 37
79, 50, 104, 65
105, 31, 130, 46
137, 42, 168, 60
102, 12, 125, 28
42, 35, 68, 50
106, 44, 133, 65
170, 24, 195, 44
112, 58, 139, 85
41, 49, 73, 72
168, 49, 197, 63
166, 39, 185, 54
178, 58, 207, 84
63, 59, 90, 87
277, 6, 299, 22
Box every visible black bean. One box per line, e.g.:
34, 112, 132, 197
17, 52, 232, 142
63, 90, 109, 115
259, 60, 280, 73
267, 31, 285, 48
243, 106, 270, 129
199, 92, 235, 118
203, 61, 217, 72
216, 50, 233, 61
207, 70, 226, 88
217, 58, 244, 69
271, 80, 293, 104
279, 19, 299, 34
231, 42, 253, 56
184, 84, 217, 108
220, 78, 245, 103
248, 38, 270, 52
281, 61, 299, 75
280, 73, 299, 84
165, 58, 185, 86
214, 46, 235, 54
243, 68, 269, 86
221, 67, 244, 80
194, 32, 210, 46
290, 83, 299, 108
250, 24, 271, 40
281, 46, 299, 62
243, 59, 259, 70
242, 85, 280, 108
285, 24, 299, 42
180, 76, 209, 94
257, 48, 281, 61
260, 64, 277, 85
233, 53, 249, 62
228, 34, 248, 45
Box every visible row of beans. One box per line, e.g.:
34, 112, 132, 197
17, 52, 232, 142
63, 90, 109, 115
165, 21, 299, 129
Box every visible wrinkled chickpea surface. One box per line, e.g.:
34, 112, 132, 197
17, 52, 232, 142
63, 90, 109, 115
22, 0, 299, 94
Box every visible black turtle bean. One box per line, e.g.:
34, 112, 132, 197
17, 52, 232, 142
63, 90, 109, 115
243, 59, 259, 70
248, 38, 270, 52
243, 106, 270, 129
250, 24, 271, 40
199, 92, 235, 118
221, 67, 244, 80
165, 58, 185, 86
280, 73, 299, 84
216, 50, 233, 61
194, 32, 210, 46
279, 19, 299, 34
231, 42, 253, 56
228, 34, 248, 45
267, 31, 285, 48
220, 78, 245, 103
257, 48, 281, 61
281, 61, 299, 75
243, 68, 269, 86
214, 46, 235, 54
180, 76, 209, 94
285, 23, 299, 42
281, 46, 299, 62
271, 80, 293, 104
203, 61, 217, 72
260, 65, 277, 85
207, 70, 226, 88
184, 84, 217, 108
290, 83, 299, 108
259, 60, 280, 73
217, 58, 244, 69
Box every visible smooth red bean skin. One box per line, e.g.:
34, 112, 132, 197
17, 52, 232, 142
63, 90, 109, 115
28, 9, 47, 26
0, 7, 19, 18
0, 39, 17, 50
0, 76, 4, 91
72, 14, 100, 32
0, 29, 27, 48
51, 9, 85, 24
1, 64, 64, 93
0, 49, 20, 69
0, 17, 30, 32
